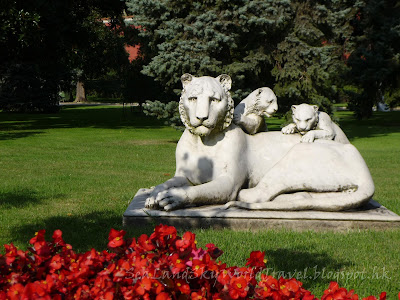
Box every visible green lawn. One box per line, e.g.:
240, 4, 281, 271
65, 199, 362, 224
1, 106, 399, 298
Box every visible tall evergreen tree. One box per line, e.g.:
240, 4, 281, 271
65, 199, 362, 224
126, 0, 355, 116
346, 0, 400, 118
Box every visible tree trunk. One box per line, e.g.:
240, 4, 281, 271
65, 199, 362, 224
74, 81, 87, 102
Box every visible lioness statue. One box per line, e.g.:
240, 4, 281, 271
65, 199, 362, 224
145, 74, 374, 211
233, 87, 278, 134
282, 103, 350, 144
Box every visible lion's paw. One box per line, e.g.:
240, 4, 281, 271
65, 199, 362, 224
156, 188, 188, 211
145, 197, 158, 209
237, 188, 266, 203
301, 132, 315, 143
281, 124, 296, 134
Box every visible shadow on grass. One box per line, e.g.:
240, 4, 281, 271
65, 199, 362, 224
0, 106, 168, 135
0, 189, 43, 209
10, 211, 154, 252
265, 247, 349, 289
338, 111, 400, 140
0, 131, 45, 140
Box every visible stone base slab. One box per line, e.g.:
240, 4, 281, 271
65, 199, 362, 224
123, 188, 400, 231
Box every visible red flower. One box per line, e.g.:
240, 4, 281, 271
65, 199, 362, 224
49, 254, 63, 271
363, 292, 387, 300
322, 282, 359, 300
135, 277, 152, 295
279, 277, 301, 297
150, 224, 177, 248
212, 293, 223, 300
138, 234, 156, 251
217, 268, 233, 286
0, 226, 391, 300
228, 276, 249, 299
206, 243, 223, 259
176, 232, 196, 253
168, 253, 187, 274
175, 279, 191, 295
23, 282, 51, 300
156, 292, 171, 300
33, 240, 51, 257
245, 251, 266, 269
29, 230, 46, 244
191, 291, 205, 300
74, 285, 90, 300
7, 283, 24, 300
192, 259, 206, 277
107, 228, 126, 248
52, 230, 66, 247
4, 243, 18, 265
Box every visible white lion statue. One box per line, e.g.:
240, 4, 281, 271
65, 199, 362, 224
233, 87, 278, 134
282, 103, 350, 144
145, 74, 374, 211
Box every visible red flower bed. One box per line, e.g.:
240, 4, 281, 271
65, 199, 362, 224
0, 225, 397, 300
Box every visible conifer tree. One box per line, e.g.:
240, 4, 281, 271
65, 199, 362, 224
125, 0, 363, 121
346, 0, 400, 118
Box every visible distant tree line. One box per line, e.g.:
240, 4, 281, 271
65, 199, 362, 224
1, 0, 399, 120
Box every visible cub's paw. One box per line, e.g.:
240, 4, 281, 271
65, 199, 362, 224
281, 124, 296, 134
301, 132, 315, 143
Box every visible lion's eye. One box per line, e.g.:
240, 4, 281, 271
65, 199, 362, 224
188, 97, 197, 102
211, 97, 221, 102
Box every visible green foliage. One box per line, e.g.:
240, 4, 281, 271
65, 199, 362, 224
0, 0, 128, 112
126, 0, 360, 116
143, 100, 183, 130
384, 88, 400, 109
346, 0, 400, 118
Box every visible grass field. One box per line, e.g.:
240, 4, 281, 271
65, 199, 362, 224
1, 106, 399, 298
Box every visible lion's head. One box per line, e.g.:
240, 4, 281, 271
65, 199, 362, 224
179, 74, 234, 136
248, 87, 278, 117
291, 103, 319, 134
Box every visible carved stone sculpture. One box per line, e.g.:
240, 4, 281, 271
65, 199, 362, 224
144, 74, 374, 212
281, 104, 350, 144
233, 87, 278, 134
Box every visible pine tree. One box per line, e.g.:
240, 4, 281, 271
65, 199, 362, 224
125, 0, 360, 122
346, 0, 400, 118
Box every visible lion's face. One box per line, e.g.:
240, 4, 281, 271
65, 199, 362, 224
179, 74, 234, 136
253, 87, 278, 117
292, 104, 319, 134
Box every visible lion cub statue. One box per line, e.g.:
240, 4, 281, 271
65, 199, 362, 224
282, 103, 350, 144
233, 87, 278, 134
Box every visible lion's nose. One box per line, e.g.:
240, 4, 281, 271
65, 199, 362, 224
196, 99, 209, 121
197, 116, 208, 122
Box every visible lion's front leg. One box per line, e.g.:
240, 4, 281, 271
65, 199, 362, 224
145, 176, 189, 209
156, 176, 240, 211
155, 187, 189, 211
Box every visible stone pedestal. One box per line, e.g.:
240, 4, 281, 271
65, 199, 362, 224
123, 188, 400, 231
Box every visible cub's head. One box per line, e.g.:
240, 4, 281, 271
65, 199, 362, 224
247, 87, 278, 117
179, 74, 234, 136
291, 104, 319, 134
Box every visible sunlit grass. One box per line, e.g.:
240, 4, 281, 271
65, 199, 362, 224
0, 107, 399, 298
